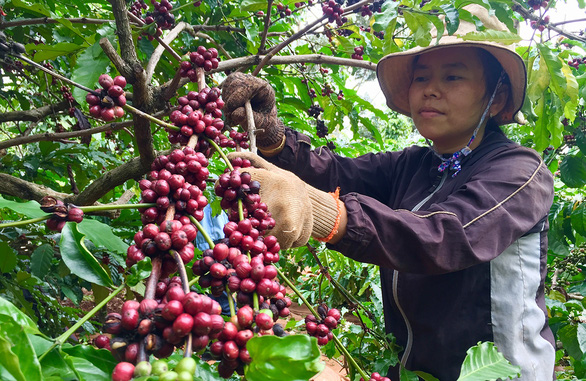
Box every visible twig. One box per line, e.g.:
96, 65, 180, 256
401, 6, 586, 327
258, 0, 274, 54
127, 11, 182, 63
9, 53, 97, 94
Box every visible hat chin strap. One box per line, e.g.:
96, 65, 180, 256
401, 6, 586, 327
427, 71, 506, 177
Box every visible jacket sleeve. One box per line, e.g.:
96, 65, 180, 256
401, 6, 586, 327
264, 128, 407, 203
266, 129, 554, 275
332, 148, 554, 274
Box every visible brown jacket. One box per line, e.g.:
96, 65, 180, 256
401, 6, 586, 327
266, 126, 555, 380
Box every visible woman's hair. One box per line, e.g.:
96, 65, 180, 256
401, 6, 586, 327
477, 48, 510, 99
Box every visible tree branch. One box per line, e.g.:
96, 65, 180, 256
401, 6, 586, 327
512, 1, 586, 43
252, 0, 371, 75
146, 21, 187, 82
0, 100, 69, 123
0, 120, 132, 150
0, 17, 114, 29
258, 0, 274, 54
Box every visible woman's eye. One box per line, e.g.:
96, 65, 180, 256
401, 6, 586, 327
413, 76, 427, 82
446, 75, 461, 81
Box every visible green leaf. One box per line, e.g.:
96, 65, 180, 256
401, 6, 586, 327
457, 342, 521, 380
0, 297, 39, 334
30, 244, 55, 278
71, 42, 111, 105
537, 44, 567, 101
373, 1, 399, 32
244, 334, 324, 381
33, 341, 76, 380
0, 316, 42, 381
558, 323, 586, 361
576, 130, 586, 154
560, 154, 586, 188
400, 367, 421, 381
440, 4, 460, 35
240, 0, 270, 11
78, 218, 128, 255
10, 0, 51, 17
571, 199, 586, 237
526, 55, 550, 104
0, 335, 26, 381
59, 222, 113, 287
414, 370, 440, 381
560, 60, 579, 121
62, 343, 117, 377
0, 196, 48, 218
460, 30, 522, 44
127, 257, 152, 287
0, 242, 17, 273
32, 42, 85, 62
63, 354, 111, 381
403, 11, 432, 47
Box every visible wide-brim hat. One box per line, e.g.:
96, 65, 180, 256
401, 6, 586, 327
377, 5, 527, 125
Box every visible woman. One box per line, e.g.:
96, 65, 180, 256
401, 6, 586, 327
222, 7, 555, 379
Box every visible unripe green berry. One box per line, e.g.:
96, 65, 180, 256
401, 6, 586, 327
151, 359, 169, 376
174, 357, 196, 375
177, 371, 194, 381
159, 370, 179, 381
134, 361, 152, 377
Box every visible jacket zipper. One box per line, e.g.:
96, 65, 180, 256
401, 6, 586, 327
394, 170, 448, 367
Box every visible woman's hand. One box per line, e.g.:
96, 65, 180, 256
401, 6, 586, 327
226, 152, 345, 249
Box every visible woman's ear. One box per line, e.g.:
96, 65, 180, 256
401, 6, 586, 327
489, 83, 509, 117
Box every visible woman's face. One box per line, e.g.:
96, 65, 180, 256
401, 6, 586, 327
408, 47, 489, 154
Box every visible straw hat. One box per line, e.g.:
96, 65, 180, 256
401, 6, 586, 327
376, 5, 526, 125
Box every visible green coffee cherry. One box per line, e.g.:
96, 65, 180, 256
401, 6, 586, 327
174, 357, 196, 375
151, 359, 169, 376
159, 370, 179, 381
177, 370, 194, 381
134, 361, 152, 377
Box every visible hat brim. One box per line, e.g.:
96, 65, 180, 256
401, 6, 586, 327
376, 40, 527, 125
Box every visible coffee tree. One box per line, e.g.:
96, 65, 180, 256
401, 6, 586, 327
0, 0, 585, 380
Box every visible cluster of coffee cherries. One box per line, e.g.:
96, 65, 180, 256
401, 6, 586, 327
223, 129, 250, 149
321, 83, 336, 97
167, 87, 225, 146
316, 120, 329, 138
39, 196, 84, 232
304, 304, 341, 346
112, 357, 197, 381
527, 0, 548, 10
530, 15, 549, 31
360, 372, 391, 381
360, 26, 384, 39
60, 85, 74, 104
86, 74, 127, 121
294, 1, 313, 7
126, 220, 196, 268
129, 0, 148, 18
275, 3, 293, 17
307, 104, 324, 118
96, 285, 225, 366
180, 46, 220, 76
352, 45, 364, 60
322, 0, 346, 26
138, 146, 210, 226
568, 56, 585, 70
